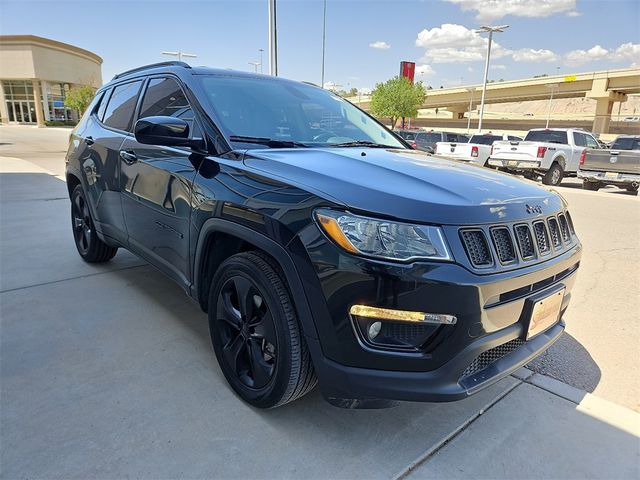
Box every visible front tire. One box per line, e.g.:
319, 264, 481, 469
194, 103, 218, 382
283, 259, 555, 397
542, 163, 564, 186
208, 251, 317, 408
70, 185, 117, 263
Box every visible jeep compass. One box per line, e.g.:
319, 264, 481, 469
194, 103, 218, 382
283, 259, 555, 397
65, 62, 581, 408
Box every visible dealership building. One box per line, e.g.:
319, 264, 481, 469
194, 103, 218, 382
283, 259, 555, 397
0, 35, 102, 126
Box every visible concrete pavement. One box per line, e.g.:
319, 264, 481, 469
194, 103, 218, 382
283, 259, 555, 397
1, 125, 639, 478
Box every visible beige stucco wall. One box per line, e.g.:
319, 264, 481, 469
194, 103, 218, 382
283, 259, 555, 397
0, 35, 102, 87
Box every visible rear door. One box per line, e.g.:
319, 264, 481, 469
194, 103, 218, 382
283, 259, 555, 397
119, 76, 201, 288
81, 81, 143, 244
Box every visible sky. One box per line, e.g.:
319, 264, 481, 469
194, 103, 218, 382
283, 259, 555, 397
1, 0, 639, 91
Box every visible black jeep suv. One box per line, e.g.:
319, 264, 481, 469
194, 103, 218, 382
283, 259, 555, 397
66, 62, 581, 408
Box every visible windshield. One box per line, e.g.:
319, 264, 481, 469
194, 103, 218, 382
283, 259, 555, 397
469, 135, 502, 145
524, 130, 568, 144
197, 75, 405, 149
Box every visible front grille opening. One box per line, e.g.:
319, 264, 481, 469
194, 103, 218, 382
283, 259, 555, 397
533, 221, 551, 254
461, 339, 525, 379
565, 211, 575, 235
491, 227, 516, 264
547, 218, 561, 248
514, 224, 536, 260
461, 230, 493, 267
558, 214, 571, 243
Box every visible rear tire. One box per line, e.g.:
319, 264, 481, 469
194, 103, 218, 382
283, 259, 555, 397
70, 185, 118, 263
208, 251, 317, 408
582, 181, 601, 191
542, 163, 564, 186
625, 185, 638, 195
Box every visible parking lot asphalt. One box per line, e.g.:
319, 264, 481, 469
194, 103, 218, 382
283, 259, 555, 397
1, 126, 639, 478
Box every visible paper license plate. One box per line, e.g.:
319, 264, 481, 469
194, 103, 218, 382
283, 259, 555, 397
604, 171, 619, 179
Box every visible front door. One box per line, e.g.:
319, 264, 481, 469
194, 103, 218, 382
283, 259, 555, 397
119, 76, 200, 289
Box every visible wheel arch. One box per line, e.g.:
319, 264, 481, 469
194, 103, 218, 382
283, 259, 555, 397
66, 171, 82, 198
551, 155, 566, 171
192, 218, 319, 340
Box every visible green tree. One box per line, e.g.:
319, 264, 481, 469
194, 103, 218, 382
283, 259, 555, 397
64, 85, 95, 115
370, 76, 426, 129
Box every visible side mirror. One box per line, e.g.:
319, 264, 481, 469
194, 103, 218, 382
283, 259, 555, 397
134, 116, 195, 148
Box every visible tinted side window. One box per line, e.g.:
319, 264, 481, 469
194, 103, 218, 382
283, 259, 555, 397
139, 77, 200, 137
446, 133, 458, 142
612, 137, 640, 150
103, 81, 143, 132
573, 132, 586, 147
96, 88, 111, 121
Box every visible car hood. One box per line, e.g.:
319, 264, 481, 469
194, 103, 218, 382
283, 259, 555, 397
242, 147, 565, 225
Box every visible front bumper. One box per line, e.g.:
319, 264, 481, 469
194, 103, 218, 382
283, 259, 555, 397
292, 222, 581, 403
488, 158, 541, 170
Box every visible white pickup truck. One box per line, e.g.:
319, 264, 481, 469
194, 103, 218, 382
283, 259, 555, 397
488, 128, 600, 186
435, 133, 521, 166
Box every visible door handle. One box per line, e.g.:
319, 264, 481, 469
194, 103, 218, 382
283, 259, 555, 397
119, 150, 138, 164
85, 136, 94, 146
610, 151, 620, 155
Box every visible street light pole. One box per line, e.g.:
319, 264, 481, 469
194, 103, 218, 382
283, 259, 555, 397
466, 87, 475, 134
268, 0, 278, 76
545, 84, 559, 128
248, 61, 260, 73
321, 0, 327, 88
259, 49, 264, 74
475, 25, 509, 133
162, 51, 197, 62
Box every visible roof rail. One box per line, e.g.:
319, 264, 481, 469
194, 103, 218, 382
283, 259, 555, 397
112, 61, 191, 80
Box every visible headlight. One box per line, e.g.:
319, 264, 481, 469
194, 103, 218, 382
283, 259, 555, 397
315, 209, 452, 262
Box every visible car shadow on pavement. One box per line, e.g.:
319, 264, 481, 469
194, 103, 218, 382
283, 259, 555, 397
527, 331, 601, 392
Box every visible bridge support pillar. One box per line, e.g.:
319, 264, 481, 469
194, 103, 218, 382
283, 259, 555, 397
447, 106, 467, 120
586, 78, 627, 134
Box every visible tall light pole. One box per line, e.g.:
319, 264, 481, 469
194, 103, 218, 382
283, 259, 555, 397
268, 0, 278, 75
475, 25, 509, 133
545, 84, 559, 128
259, 48, 264, 74
161, 51, 197, 62
466, 87, 475, 134
321, 0, 327, 88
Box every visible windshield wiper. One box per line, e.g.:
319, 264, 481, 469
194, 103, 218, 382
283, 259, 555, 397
229, 135, 309, 148
330, 140, 396, 148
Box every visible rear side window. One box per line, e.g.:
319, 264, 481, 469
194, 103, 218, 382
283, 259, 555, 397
524, 130, 568, 144
102, 81, 143, 132
96, 88, 111, 121
612, 137, 640, 150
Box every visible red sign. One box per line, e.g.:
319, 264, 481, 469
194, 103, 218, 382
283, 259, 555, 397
400, 61, 415, 84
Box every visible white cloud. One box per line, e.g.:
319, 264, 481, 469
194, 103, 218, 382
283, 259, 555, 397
611, 43, 640, 64
565, 45, 609, 66
415, 23, 511, 64
323, 81, 338, 90
512, 48, 559, 63
369, 41, 390, 50
567, 10, 582, 16
491, 64, 507, 70
416, 64, 436, 76
445, 0, 578, 22
467, 66, 475, 73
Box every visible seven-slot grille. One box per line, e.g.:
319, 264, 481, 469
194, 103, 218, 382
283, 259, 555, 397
460, 211, 576, 270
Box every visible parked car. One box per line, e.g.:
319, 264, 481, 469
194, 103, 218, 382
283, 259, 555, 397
393, 129, 421, 146
66, 62, 582, 409
622, 116, 640, 122
412, 130, 469, 154
579, 135, 640, 194
489, 128, 599, 186
436, 133, 521, 167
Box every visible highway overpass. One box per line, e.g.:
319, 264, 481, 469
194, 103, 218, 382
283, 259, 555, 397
354, 67, 640, 134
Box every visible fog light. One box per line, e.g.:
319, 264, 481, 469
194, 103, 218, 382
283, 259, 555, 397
349, 305, 457, 325
368, 321, 382, 340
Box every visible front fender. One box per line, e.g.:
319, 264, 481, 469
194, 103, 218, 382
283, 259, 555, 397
191, 218, 319, 340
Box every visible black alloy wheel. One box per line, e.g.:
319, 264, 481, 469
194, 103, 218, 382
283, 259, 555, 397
216, 275, 278, 389
208, 252, 317, 408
